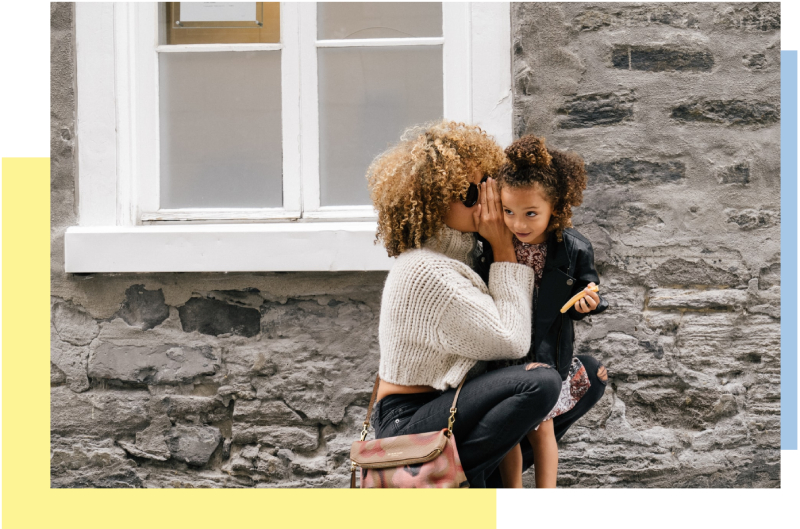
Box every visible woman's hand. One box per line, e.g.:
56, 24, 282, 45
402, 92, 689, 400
574, 282, 600, 313
473, 178, 516, 263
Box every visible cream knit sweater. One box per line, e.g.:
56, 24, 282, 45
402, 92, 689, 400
378, 226, 536, 390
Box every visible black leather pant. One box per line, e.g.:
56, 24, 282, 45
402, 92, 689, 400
372, 355, 606, 488
372, 362, 563, 488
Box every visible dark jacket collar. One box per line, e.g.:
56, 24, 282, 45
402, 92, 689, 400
544, 230, 571, 271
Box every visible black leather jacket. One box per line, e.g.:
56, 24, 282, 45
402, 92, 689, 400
474, 228, 609, 380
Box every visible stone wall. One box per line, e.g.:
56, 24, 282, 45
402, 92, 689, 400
51, 2, 780, 488
512, 2, 780, 487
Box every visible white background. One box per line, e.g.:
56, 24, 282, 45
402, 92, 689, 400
0, 1, 797, 525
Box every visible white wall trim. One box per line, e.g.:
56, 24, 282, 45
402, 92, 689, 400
280, 2, 302, 213
134, 2, 161, 221
75, 2, 117, 226
471, 2, 513, 148
140, 208, 300, 223
114, 2, 136, 226
65, 223, 395, 273
156, 43, 283, 53
316, 37, 444, 48
442, 2, 471, 123
298, 1, 320, 213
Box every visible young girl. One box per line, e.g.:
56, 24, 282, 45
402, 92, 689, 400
477, 135, 609, 488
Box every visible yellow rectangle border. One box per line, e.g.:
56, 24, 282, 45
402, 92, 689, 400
1, 157, 496, 528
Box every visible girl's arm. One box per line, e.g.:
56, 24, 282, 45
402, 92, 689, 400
567, 239, 609, 321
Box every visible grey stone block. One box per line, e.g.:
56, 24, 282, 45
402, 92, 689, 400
291, 457, 329, 477
51, 386, 150, 438
557, 90, 635, 129
116, 284, 170, 330
582, 331, 672, 377
725, 208, 779, 230
89, 342, 220, 384
51, 324, 90, 393
162, 395, 230, 424
52, 301, 99, 346
587, 158, 685, 186
671, 99, 779, 126
743, 53, 768, 70
51, 363, 67, 385
647, 288, 748, 311
233, 399, 304, 426
618, 378, 737, 431
758, 263, 780, 289
611, 45, 714, 72
131, 415, 172, 459
218, 384, 257, 402
118, 440, 169, 461
178, 296, 261, 337
573, 5, 699, 31
719, 162, 750, 184
648, 258, 742, 287
673, 312, 779, 375
715, 4, 780, 31
167, 424, 222, 466
51, 436, 145, 488
595, 203, 664, 232
231, 425, 319, 451
203, 288, 264, 309
256, 452, 290, 478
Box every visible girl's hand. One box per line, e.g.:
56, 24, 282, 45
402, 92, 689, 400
574, 282, 600, 313
473, 178, 515, 261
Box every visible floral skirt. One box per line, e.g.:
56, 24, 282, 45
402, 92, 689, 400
487, 356, 591, 422
542, 357, 591, 422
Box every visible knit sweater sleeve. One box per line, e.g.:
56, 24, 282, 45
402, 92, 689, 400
435, 261, 536, 361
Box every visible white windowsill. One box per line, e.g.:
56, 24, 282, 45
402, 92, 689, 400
64, 222, 395, 273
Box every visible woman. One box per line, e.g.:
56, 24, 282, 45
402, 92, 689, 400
365, 120, 563, 488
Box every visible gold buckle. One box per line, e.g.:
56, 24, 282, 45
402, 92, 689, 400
447, 407, 457, 434
360, 422, 369, 441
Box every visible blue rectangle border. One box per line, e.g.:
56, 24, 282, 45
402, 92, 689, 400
781, 50, 797, 450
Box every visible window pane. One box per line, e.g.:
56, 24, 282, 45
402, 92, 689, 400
318, 46, 443, 206
317, 2, 442, 40
159, 51, 282, 208
164, 2, 280, 45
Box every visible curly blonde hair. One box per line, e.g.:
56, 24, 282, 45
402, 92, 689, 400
499, 135, 587, 242
367, 120, 505, 257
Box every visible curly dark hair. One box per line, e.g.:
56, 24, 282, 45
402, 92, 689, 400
498, 135, 587, 242
366, 120, 505, 257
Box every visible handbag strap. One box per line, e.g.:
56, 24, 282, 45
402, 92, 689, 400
359, 374, 467, 441
359, 375, 382, 440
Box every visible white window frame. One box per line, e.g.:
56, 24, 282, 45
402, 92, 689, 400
66, 2, 512, 272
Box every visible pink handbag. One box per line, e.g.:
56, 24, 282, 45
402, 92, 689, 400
349, 375, 469, 488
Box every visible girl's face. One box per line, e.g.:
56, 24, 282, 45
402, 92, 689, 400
443, 162, 484, 233
500, 184, 553, 244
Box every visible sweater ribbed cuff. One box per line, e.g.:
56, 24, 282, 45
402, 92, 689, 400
487, 261, 536, 300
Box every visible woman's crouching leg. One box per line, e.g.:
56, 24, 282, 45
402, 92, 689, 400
486, 356, 608, 486
453, 364, 562, 486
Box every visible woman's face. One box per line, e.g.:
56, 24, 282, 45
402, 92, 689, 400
443, 162, 484, 233
500, 184, 553, 245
